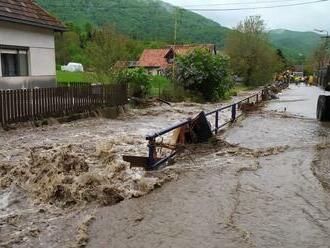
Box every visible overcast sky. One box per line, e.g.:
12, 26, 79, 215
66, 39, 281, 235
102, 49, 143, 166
163, 0, 330, 33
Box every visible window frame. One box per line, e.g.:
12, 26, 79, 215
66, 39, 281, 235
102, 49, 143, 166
0, 45, 29, 77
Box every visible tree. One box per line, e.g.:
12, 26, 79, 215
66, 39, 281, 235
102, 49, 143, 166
276, 49, 289, 69
55, 31, 83, 65
225, 16, 280, 86
85, 25, 129, 82
175, 49, 233, 101
308, 41, 330, 71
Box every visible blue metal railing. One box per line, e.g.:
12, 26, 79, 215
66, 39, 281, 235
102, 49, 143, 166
145, 90, 265, 170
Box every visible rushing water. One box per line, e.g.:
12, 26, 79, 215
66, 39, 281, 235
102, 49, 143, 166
1, 85, 330, 247
0, 93, 254, 247
224, 84, 330, 247
88, 84, 330, 248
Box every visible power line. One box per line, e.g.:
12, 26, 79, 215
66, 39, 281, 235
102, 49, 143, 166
187, 0, 328, 11
39, 0, 329, 11
182, 0, 313, 7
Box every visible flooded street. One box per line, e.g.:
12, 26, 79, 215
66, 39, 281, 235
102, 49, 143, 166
1, 84, 330, 247
89, 84, 330, 248
0, 91, 254, 247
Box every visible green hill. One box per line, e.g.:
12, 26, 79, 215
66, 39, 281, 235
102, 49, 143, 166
268, 29, 322, 63
36, 0, 230, 47
36, 0, 322, 64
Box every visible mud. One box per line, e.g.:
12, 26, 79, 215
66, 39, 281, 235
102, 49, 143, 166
86, 84, 330, 248
75, 215, 95, 248
0, 89, 262, 247
0, 142, 179, 247
312, 143, 330, 190
0, 143, 174, 208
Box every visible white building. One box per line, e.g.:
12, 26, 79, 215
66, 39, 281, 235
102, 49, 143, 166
0, 0, 66, 89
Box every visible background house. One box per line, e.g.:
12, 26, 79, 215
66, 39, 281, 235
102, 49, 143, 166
169, 44, 217, 56
138, 44, 216, 75
138, 49, 170, 75
0, 0, 66, 90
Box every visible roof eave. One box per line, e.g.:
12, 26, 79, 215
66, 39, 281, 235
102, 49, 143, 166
0, 16, 67, 32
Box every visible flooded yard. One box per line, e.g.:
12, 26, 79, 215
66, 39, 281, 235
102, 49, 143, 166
1, 85, 330, 247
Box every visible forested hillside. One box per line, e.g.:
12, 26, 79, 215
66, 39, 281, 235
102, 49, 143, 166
36, 0, 230, 47
36, 0, 322, 64
269, 29, 321, 63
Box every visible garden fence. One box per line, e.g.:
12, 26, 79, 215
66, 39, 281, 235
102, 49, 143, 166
0, 84, 127, 127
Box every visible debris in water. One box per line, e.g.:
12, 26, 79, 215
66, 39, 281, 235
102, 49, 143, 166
316, 143, 330, 150
219, 145, 289, 158
1, 144, 176, 208
312, 144, 330, 190
75, 215, 95, 248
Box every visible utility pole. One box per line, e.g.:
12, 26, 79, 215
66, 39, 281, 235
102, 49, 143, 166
172, 7, 178, 81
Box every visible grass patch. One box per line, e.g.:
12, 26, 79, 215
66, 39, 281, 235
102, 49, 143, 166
56, 71, 90, 83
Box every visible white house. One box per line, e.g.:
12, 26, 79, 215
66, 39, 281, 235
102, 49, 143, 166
0, 0, 66, 90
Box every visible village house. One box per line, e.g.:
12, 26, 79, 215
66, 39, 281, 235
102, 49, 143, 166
0, 0, 66, 90
138, 44, 217, 75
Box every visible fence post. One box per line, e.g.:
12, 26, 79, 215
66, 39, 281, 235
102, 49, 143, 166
231, 104, 236, 122
215, 111, 219, 134
256, 94, 259, 103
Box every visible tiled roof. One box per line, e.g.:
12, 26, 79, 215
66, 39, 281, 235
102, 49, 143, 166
138, 49, 170, 68
138, 44, 216, 69
170, 44, 216, 55
0, 0, 66, 31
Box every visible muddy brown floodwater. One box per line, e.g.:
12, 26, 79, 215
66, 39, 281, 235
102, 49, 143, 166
0, 90, 255, 247
88, 84, 330, 248
2, 85, 330, 248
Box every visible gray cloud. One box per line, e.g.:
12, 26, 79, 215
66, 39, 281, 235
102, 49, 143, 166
163, 0, 330, 33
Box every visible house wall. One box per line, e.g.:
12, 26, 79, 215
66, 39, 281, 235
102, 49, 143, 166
0, 21, 56, 89
146, 67, 161, 76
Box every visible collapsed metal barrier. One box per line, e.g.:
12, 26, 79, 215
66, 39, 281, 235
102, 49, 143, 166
124, 89, 267, 170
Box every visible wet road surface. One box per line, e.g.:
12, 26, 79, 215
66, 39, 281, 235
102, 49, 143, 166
88, 84, 330, 248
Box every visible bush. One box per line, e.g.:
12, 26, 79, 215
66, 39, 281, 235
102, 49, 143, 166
117, 68, 150, 98
175, 49, 233, 102
149, 75, 171, 97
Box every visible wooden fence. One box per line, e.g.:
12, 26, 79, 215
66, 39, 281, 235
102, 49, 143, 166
0, 84, 127, 127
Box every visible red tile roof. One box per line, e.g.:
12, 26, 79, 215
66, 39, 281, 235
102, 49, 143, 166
138, 49, 170, 68
170, 44, 216, 55
0, 0, 66, 31
138, 44, 216, 68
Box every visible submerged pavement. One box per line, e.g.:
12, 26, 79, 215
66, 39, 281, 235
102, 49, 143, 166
88, 84, 330, 248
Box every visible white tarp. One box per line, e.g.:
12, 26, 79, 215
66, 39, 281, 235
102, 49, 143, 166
61, 62, 84, 72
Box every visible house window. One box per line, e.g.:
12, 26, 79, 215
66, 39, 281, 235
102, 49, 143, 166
1, 48, 29, 77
